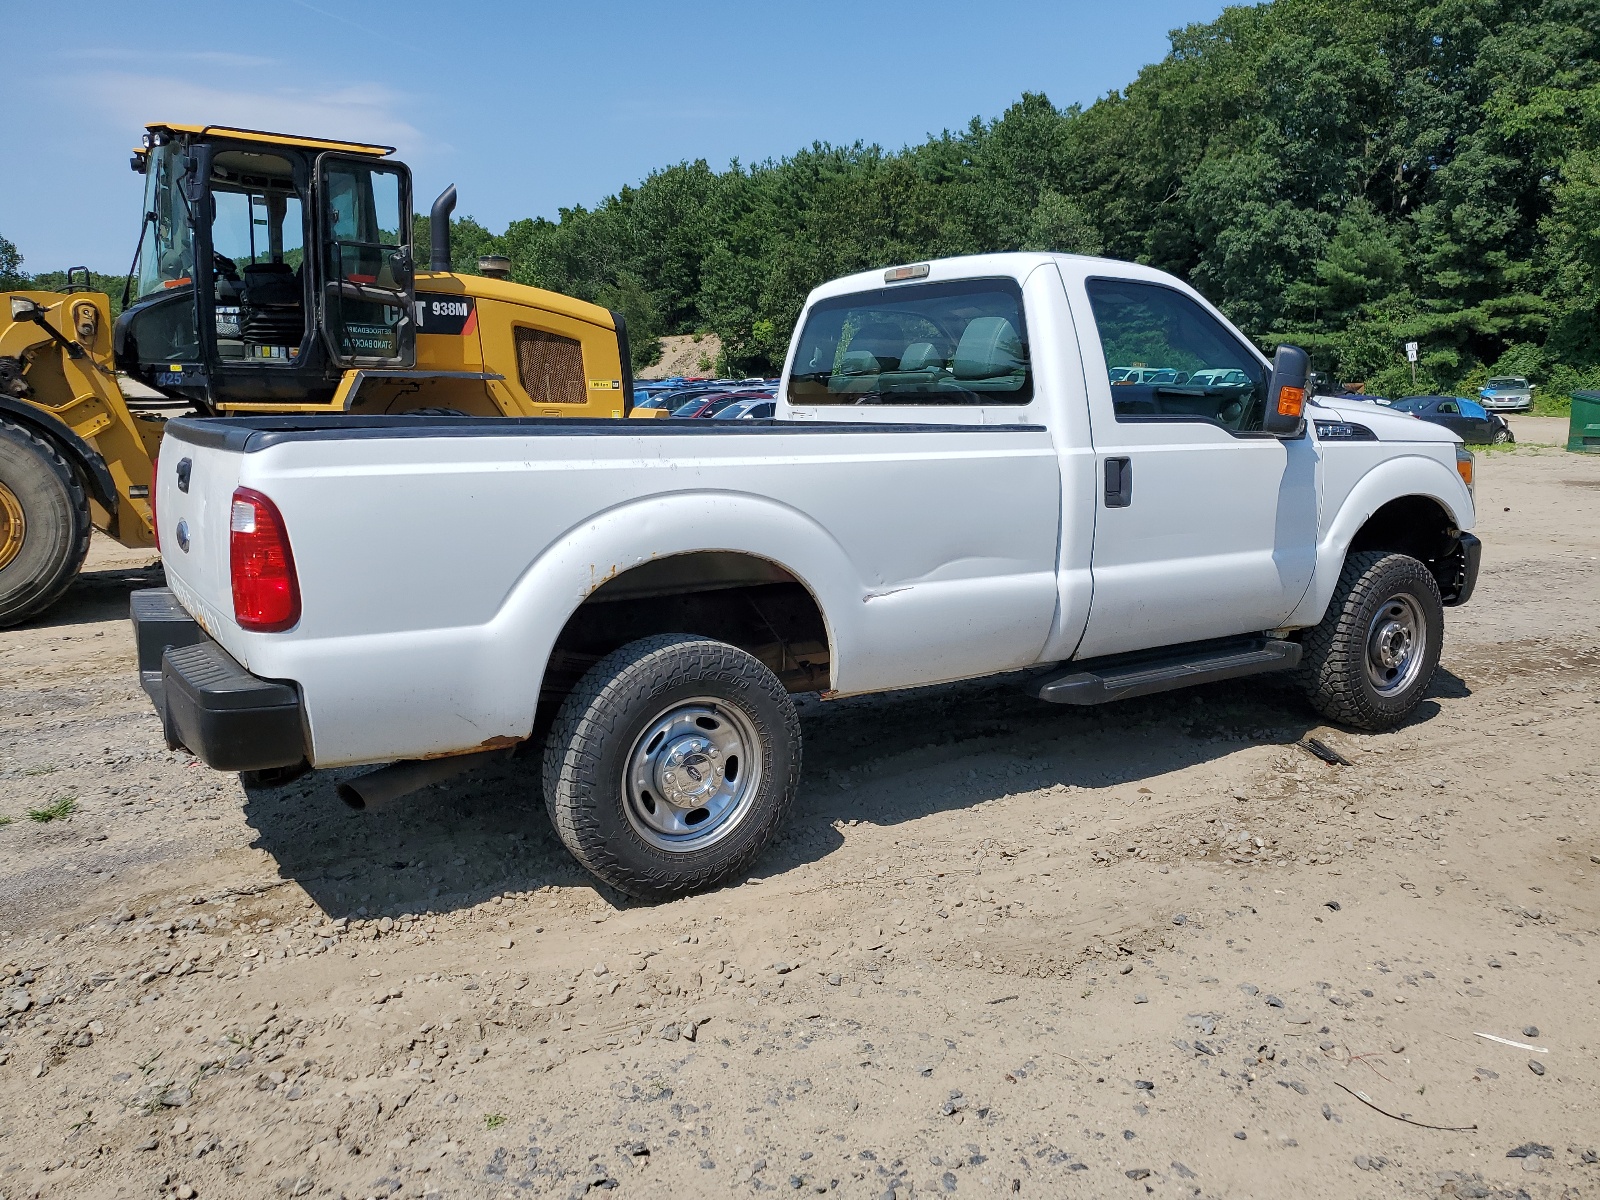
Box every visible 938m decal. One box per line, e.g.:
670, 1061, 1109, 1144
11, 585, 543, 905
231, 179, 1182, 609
415, 293, 477, 336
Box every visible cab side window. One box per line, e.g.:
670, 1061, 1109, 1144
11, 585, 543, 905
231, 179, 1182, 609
1086, 278, 1267, 432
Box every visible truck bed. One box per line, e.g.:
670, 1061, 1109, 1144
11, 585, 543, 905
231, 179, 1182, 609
155, 413, 1064, 766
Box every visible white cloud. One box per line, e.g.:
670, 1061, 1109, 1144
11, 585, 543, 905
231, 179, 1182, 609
67, 70, 428, 159
63, 47, 279, 70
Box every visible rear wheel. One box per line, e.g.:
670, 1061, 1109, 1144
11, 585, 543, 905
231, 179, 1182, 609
542, 634, 801, 900
0, 419, 91, 628
1297, 551, 1443, 730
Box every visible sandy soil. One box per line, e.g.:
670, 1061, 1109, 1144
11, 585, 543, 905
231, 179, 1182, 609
1, 440, 1598, 1200
636, 334, 724, 381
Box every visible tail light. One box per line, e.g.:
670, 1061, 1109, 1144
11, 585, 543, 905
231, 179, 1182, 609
230, 487, 300, 631
150, 454, 159, 552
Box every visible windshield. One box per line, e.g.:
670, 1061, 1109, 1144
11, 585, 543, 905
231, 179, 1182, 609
787, 278, 1031, 406
1390, 397, 1430, 413
1485, 378, 1526, 389
134, 143, 196, 299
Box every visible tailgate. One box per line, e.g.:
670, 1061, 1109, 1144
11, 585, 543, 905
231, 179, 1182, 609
154, 421, 248, 644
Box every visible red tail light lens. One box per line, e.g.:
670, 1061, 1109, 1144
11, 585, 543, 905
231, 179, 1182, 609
230, 487, 300, 632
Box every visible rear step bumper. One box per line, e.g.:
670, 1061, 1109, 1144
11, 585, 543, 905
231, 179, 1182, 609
130, 588, 308, 772
1032, 636, 1301, 705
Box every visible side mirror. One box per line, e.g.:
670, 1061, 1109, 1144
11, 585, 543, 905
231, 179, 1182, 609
389, 246, 414, 290
1264, 344, 1310, 437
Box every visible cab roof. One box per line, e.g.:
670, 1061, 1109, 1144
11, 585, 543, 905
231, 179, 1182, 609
143, 123, 395, 157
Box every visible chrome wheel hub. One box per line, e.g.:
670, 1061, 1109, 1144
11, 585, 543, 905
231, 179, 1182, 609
624, 699, 762, 853
1365, 594, 1425, 698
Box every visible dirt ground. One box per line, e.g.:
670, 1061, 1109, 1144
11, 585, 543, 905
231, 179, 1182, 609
636, 333, 724, 380
1, 424, 1597, 1200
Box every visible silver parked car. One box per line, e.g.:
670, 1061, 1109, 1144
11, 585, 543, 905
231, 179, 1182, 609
1479, 376, 1534, 412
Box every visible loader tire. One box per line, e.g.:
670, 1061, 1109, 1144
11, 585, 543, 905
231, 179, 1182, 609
1297, 551, 1443, 731
0, 418, 92, 628
542, 634, 801, 901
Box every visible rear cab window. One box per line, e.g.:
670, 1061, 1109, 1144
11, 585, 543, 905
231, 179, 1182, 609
787, 278, 1031, 407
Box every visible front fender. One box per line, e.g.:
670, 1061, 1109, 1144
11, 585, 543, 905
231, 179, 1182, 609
0, 395, 120, 514
1283, 452, 1474, 628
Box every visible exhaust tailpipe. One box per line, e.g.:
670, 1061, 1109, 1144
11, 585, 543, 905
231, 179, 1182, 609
429, 184, 457, 273
337, 747, 506, 812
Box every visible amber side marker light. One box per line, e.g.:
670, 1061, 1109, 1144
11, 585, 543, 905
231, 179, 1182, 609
1455, 446, 1475, 494
1276, 385, 1306, 418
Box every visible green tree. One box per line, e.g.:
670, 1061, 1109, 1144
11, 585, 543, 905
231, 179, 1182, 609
0, 234, 25, 290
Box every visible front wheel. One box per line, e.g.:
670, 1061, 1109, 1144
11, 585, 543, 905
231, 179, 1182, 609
542, 634, 801, 900
1297, 551, 1444, 730
0, 418, 92, 628
1491, 426, 1513, 444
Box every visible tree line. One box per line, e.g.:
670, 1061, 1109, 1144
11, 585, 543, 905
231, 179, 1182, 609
7, 0, 1595, 409
428, 0, 1598, 408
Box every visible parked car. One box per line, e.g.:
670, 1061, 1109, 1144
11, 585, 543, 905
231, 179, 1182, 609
713, 397, 776, 420
1111, 367, 1188, 384
1390, 395, 1513, 443
671, 392, 745, 418
133, 252, 1479, 900
1479, 376, 1534, 412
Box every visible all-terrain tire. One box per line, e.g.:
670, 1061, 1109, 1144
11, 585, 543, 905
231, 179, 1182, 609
1297, 551, 1444, 730
542, 634, 801, 900
0, 418, 92, 628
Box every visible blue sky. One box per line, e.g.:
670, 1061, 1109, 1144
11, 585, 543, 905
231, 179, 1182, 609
6, 0, 1228, 273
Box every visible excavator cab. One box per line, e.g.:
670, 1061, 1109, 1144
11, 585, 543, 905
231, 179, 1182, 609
116, 124, 415, 409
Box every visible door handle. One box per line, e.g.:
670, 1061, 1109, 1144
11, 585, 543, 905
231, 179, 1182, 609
1104, 457, 1132, 508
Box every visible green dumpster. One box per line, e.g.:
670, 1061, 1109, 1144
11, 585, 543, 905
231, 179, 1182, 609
1571, 391, 1600, 453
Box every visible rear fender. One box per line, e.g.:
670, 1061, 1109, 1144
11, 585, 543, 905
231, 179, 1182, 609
503, 489, 852, 699
275, 491, 856, 768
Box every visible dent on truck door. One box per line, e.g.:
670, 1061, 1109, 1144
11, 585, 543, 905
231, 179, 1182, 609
1072, 277, 1318, 659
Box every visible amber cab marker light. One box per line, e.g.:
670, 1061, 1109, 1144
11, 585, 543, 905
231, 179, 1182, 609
1276, 385, 1306, 418
884, 263, 931, 283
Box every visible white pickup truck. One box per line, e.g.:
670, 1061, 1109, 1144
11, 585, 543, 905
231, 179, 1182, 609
132, 253, 1480, 898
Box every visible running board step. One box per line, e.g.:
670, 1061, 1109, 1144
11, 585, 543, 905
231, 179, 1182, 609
1032, 637, 1301, 706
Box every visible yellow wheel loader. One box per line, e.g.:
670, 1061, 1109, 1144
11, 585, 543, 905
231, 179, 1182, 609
0, 122, 643, 627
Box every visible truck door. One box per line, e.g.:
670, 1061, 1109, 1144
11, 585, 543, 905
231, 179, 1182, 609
312, 154, 415, 368
1070, 275, 1318, 659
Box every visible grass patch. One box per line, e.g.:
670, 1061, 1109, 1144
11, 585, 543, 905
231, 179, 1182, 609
22, 764, 56, 777
27, 796, 77, 823
0, 815, 12, 827
484, 1113, 507, 1130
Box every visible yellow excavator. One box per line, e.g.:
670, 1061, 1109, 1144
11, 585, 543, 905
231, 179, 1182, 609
0, 122, 641, 627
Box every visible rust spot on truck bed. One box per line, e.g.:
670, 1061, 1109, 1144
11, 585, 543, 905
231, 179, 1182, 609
416, 734, 523, 761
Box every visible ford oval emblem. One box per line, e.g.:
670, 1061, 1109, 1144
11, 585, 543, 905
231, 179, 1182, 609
175, 518, 190, 553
